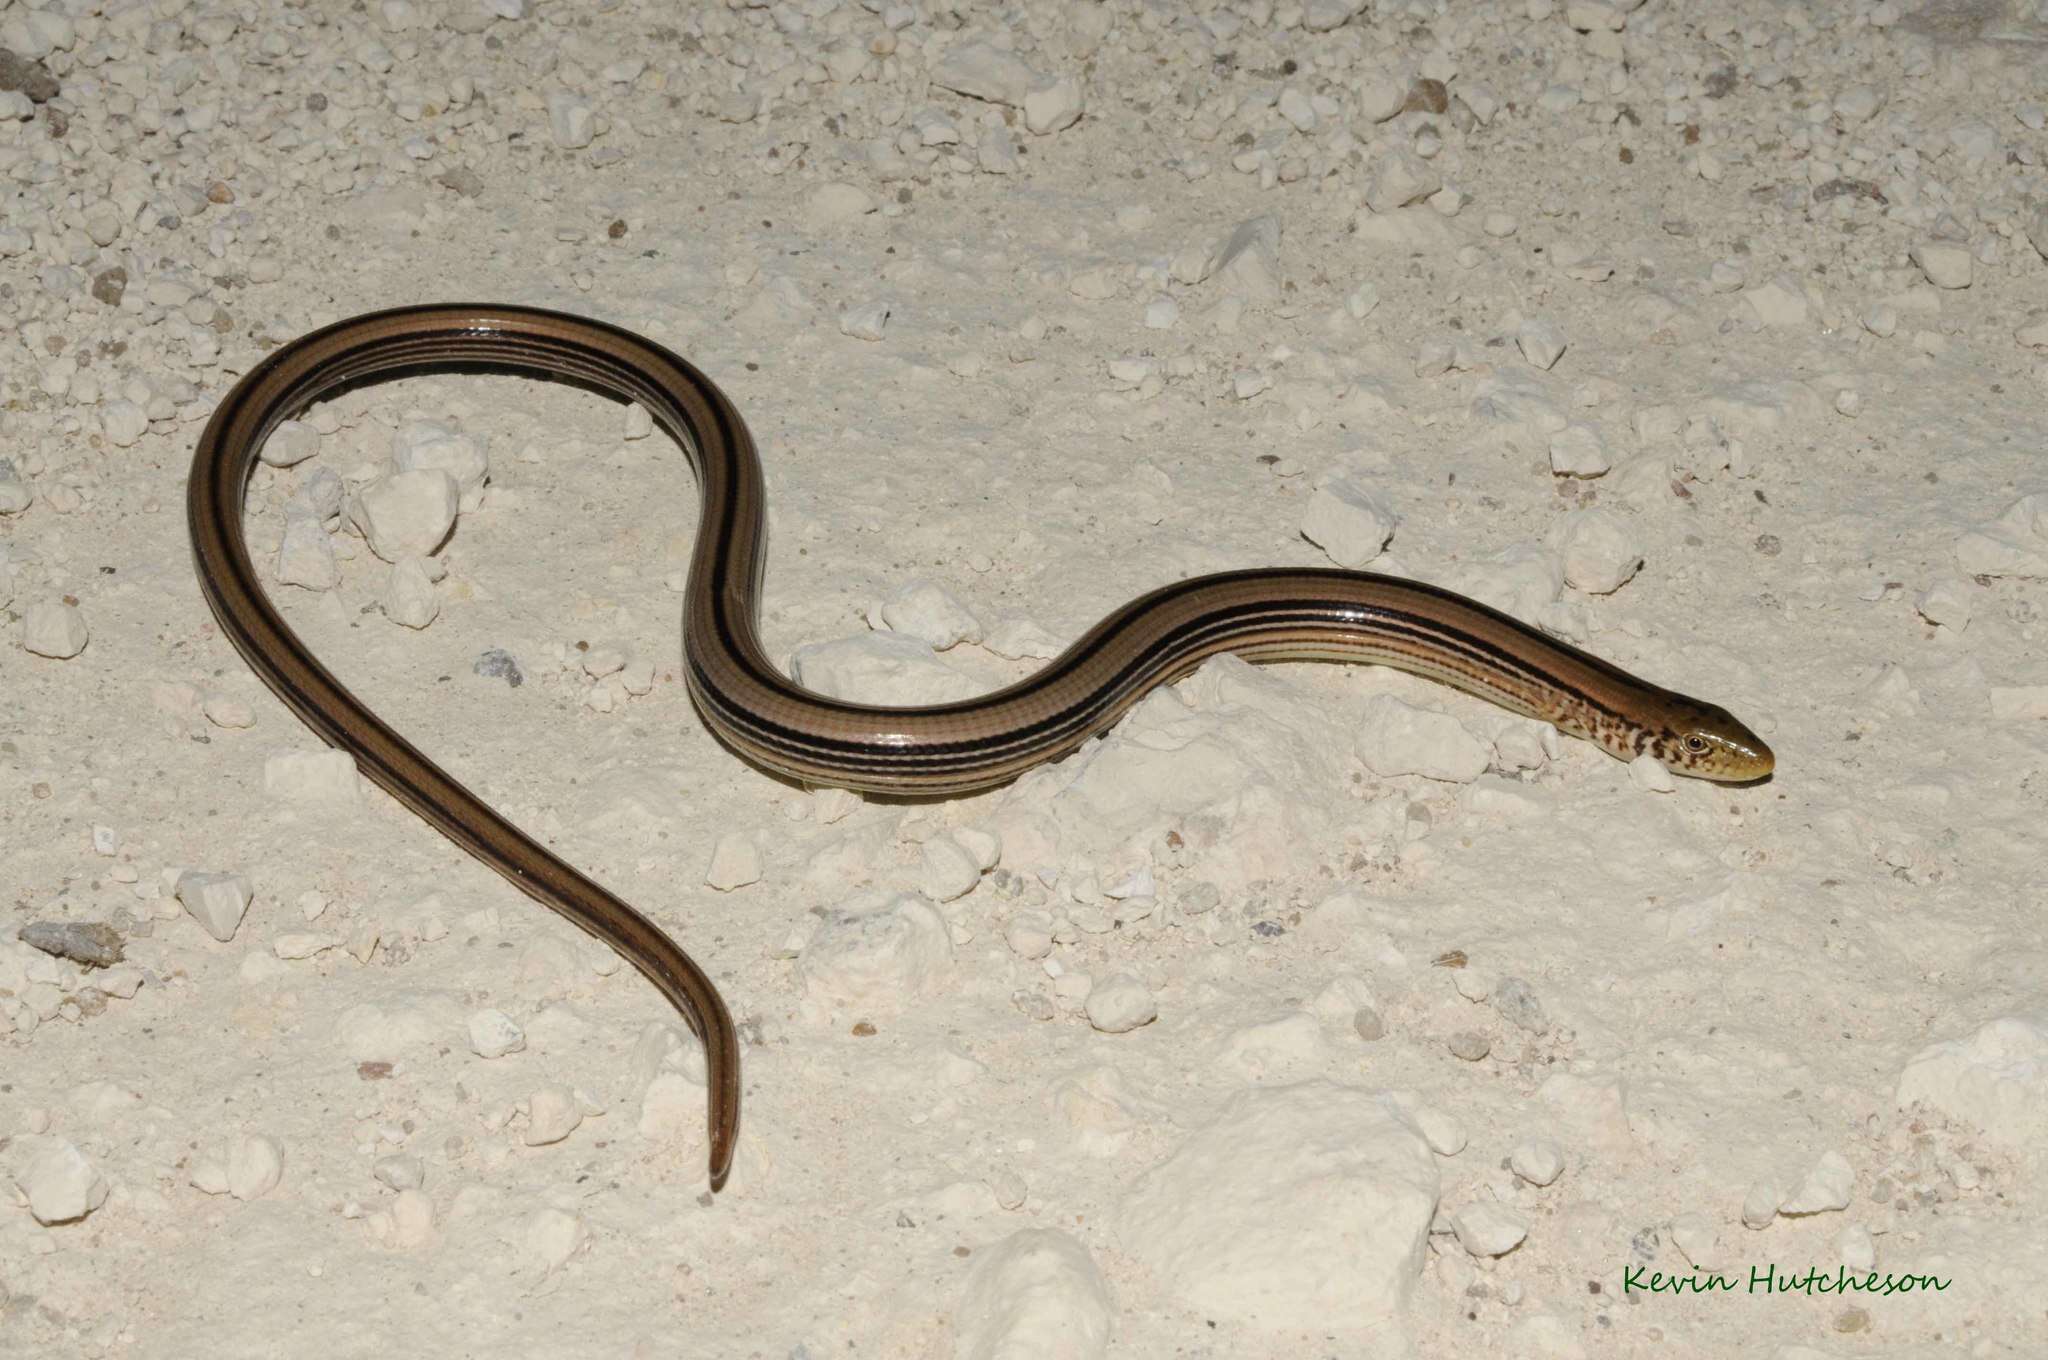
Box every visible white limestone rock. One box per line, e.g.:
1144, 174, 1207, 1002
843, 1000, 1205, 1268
1085, 975, 1158, 1034
1553, 509, 1643, 595
16, 1140, 110, 1224
1549, 423, 1612, 477
930, 43, 1038, 106
1356, 695, 1491, 783
22, 600, 88, 659
524, 1084, 584, 1146
1780, 1150, 1854, 1216
797, 892, 953, 1012
954, 1228, 1113, 1360
1118, 1082, 1438, 1328
259, 418, 321, 468
705, 833, 762, 891
227, 1133, 284, 1200
879, 579, 983, 649
809, 181, 877, 225
176, 869, 254, 942
1451, 1202, 1530, 1257
791, 631, 986, 704
468, 1008, 527, 1058
392, 420, 490, 512
276, 508, 339, 590
381, 555, 440, 628
1300, 480, 1396, 568
264, 749, 362, 806
1361, 148, 1440, 214
1909, 241, 1972, 290
1744, 275, 1809, 327
1510, 1138, 1566, 1187
525, 1206, 588, 1274
1203, 216, 1283, 300
1516, 318, 1568, 370
1896, 1014, 2048, 1145
1954, 495, 2048, 578
351, 469, 459, 562
1024, 76, 1085, 135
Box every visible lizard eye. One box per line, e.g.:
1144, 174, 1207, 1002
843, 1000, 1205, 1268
1683, 735, 1709, 754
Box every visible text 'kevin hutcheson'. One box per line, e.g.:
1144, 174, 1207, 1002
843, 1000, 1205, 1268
1623, 1265, 1952, 1297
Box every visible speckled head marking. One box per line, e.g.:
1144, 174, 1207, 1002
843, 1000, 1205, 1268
1646, 697, 1774, 782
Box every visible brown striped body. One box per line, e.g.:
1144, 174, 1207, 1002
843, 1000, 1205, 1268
188, 304, 1773, 1189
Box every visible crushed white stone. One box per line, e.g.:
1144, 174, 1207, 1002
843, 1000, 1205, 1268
176, 870, 254, 942
704, 833, 762, 891
1780, 1150, 1855, 1216
1118, 1083, 1438, 1327
1909, 240, 1972, 290
1553, 509, 1643, 595
259, 419, 322, 468
1510, 1138, 1566, 1187
1084, 974, 1158, 1033
878, 578, 982, 649
468, 1008, 527, 1059
263, 750, 362, 806
351, 469, 459, 561
1896, 1015, 2048, 1145
21, 600, 88, 659
16, 1140, 110, 1224
1300, 480, 1396, 568
796, 893, 953, 1012
1450, 1202, 1530, 1257
524, 1084, 584, 1146
1357, 696, 1491, 784
1516, 318, 1568, 370
954, 1229, 1113, 1360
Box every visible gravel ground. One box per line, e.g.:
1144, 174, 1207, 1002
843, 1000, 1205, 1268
4, 1, 2047, 1356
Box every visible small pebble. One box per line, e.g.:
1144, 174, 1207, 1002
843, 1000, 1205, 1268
1411, 1105, 1467, 1156
176, 870, 253, 942
1083, 974, 1158, 1033
1517, 319, 1568, 370
22, 600, 88, 659
1300, 480, 1397, 568
1915, 578, 1972, 629
382, 557, 440, 629
524, 1084, 584, 1145
1492, 977, 1549, 1034
1909, 240, 1972, 290
839, 301, 892, 341
16, 1141, 109, 1224
1510, 1138, 1565, 1187
1451, 1203, 1529, 1257
1447, 1030, 1491, 1061
473, 649, 524, 686
373, 1155, 425, 1191
1670, 1212, 1719, 1267
228, 1133, 285, 1200
1629, 754, 1677, 793
922, 837, 982, 903
259, 420, 322, 468
468, 1008, 527, 1058
1549, 424, 1612, 478
1781, 1150, 1854, 1215
704, 833, 761, 891
351, 470, 459, 561
525, 1207, 588, 1274
1741, 1179, 1784, 1229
